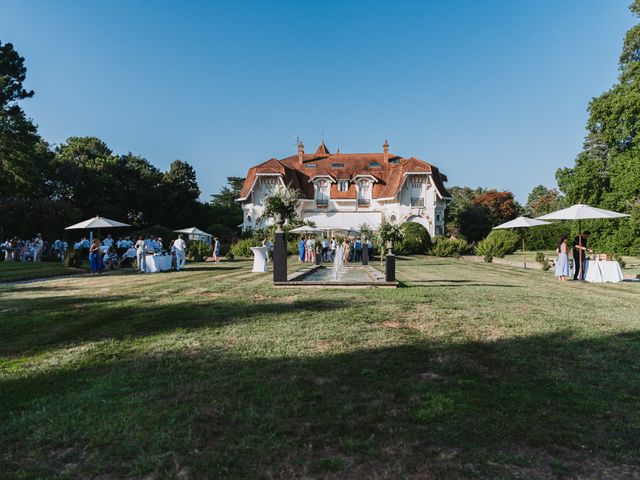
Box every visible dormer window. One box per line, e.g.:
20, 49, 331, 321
338, 180, 349, 192
389, 158, 400, 164
410, 176, 424, 206
315, 179, 330, 206
332, 163, 344, 168
369, 162, 381, 168
357, 179, 371, 206
305, 164, 317, 169
262, 177, 278, 196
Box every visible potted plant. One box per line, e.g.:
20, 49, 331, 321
377, 221, 404, 256
263, 186, 301, 232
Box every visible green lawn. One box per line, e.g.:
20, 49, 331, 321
0, 261, 83, 282
1, 257, 639, 478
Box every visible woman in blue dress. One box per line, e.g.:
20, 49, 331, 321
298, 237, 305, 262
89, 238, 102, 274
555, 234, 570, 281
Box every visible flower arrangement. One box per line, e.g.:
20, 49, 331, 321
377, 221, 404, 255
263, 186, 300, 226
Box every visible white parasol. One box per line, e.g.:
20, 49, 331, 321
493, 216, 551, 268
537, 204, 629, 279
65, 215, 130, 242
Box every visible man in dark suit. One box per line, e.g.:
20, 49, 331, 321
572, 231, 591, 280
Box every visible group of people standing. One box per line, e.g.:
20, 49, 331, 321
1, 234, 45, 262
554, 231, 592, 281
298, 236, 374, 263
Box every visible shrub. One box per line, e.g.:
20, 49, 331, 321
475, 230, 519, 258
429, 237, 470, 258
398, 222, 432, 255
186, 240, 213, 262
229, 238, 259, 258
287, 239, 299, 256
535, 251, 551, 270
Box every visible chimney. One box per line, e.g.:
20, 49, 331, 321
383, 140, 389, 162
297, 141, 304, 164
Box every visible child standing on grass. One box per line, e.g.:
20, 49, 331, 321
555, 234, 570, 281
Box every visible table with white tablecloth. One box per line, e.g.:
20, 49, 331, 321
584, 260, 624, 283
143, 254, 173, 273
250, 246, 268, 273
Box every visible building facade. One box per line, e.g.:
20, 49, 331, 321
237, 141, 452, 237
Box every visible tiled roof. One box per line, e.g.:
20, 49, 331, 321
238, 143, 451, 201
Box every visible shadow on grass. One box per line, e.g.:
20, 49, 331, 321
2, 331, 640, 478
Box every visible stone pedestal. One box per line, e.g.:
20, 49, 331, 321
385, 254, 396, 282
362, 245, 369, 265
273, 231, 287, 282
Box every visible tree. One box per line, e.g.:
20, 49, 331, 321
157, 160, 201, 228
0, 40, 45, 199
444, 186, 486, 237
206, 177, 245, 244
472, 191, 519, 226
210, 176, 244, 208
525, 185, 566, 217
0, 41, 33, 108
526, 185, 548, 209
554, 1, 640, 254
0, 40, 53, 239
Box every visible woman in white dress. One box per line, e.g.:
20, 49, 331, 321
555, 234, 570, 281
135, 236, 147, 273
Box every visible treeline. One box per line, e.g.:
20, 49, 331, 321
445, 1, 640, 256
553, 1, 640, 255
0, 40, 243, 244
444, 185, 566, 251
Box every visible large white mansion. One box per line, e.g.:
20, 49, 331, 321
237, 141, 452, 237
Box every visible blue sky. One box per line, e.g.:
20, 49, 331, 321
1, 0, 634, 202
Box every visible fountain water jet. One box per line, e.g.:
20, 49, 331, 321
332, 244, 345, 280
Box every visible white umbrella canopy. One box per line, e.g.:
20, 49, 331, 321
65, 216, 130, 230
492, 216, 551, 268
174, 227, 212, 237
537, 204, 630, 280
288, 226, 322, 234
493, 216, 551, 229
536, 204, 630, 221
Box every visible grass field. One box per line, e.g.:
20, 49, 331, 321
1, 257, 639, 478
0, 261, 83, 282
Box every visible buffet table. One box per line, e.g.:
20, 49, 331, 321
144, 254, 173, 273
584, 260, 624, 283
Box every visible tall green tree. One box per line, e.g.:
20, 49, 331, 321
0, 40, 46, 199
0, 41, 54, 239
556, 1, 640, 254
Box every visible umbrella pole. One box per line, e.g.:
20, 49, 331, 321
578, 219, 583, 280
522, 236, 526, 269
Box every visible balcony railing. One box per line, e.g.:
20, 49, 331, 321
410, 197, 424, 207
357, 198, 371, 206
